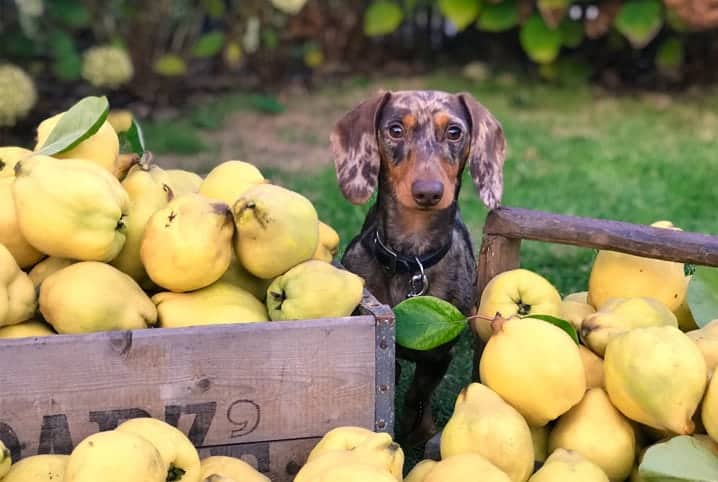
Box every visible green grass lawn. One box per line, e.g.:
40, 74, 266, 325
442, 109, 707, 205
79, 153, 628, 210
149, 69, 718, 472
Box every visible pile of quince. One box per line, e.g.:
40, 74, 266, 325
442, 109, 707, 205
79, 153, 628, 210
0, 418, 270, 482
406, 220, 718, 482
0, 98, 365, 338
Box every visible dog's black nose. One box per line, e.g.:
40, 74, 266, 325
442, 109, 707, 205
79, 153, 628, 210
411, 180, 444, 207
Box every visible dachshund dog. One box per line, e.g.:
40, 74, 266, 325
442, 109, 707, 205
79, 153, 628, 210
330, 90, 507, 445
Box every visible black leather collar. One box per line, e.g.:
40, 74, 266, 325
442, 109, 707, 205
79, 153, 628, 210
361, 227, 453, 275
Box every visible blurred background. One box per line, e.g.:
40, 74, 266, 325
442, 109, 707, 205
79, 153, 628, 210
3, 0, 718, 463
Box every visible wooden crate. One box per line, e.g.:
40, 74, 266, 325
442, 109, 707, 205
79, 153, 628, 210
425, 205, 718, 461
0, 288, 396, 482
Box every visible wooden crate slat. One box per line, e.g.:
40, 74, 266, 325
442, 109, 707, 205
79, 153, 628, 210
0, 316, 377, 463
484, 207, 718, 267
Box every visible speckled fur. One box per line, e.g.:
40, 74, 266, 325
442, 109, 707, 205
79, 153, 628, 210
330, 90, 507, 445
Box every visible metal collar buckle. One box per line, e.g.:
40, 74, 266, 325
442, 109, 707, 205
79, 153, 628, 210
407, 256, 428, 298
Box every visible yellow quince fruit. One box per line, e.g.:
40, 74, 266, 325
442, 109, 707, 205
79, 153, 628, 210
28, 256, 75, 289
35, 112, 121, 177
0, 177, 44, 268
423, 453, 512, 482
604, 325, 707, 434
65, 430, 166, 482
306, 427, 404, 481
13, 154, 129, 262
116, 417, 201, 482
578, 345, 605, 389
219, 253, 272, 301
199, 456, 270, 482
528, 448, 609, 482
479, 316, 586, 427
475, 269, 562, 341
0, 319, 55, 338
2, 454, 69, 482
153, 281, 269, 328
233, 183, 319, 279
548, 388, 636, 482
141, 193, 234, 292
111, 159, 173, 284
440, 382, 534, 482
266, 260, 364, 321
40, 261, 157, 334
165, 169, 203, 195
313, 221, 340, 262
687, 319, 718, 380
0, 146, 32, 177
0, 242, 36, 327
199, 160, 266, 207
580, 296, 678, 357
587, 222, 688, 313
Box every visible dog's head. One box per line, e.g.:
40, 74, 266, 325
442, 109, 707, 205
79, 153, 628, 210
330, 90, 507, 211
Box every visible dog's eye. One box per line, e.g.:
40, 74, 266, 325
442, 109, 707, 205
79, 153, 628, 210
388, 123, 404, 139
446, 125, 463, 141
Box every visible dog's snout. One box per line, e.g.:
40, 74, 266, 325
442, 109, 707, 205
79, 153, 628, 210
411, 180, 444, 207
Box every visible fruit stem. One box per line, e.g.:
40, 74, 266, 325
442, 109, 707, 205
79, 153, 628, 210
167, 464, 186, 482
163, 183, 175, 202
210, 202, 232, 218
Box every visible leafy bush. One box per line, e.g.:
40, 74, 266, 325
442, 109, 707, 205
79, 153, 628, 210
1, 0, 718, 129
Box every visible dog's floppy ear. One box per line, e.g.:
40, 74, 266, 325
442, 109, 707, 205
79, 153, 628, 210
330, 90, 391, 205
457, 92, 507, 210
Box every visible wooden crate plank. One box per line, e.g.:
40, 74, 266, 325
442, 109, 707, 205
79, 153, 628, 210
0, 317, 377, 461
484, 206, 718, 266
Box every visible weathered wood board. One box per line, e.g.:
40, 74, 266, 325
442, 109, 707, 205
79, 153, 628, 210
0, 310, 392, 482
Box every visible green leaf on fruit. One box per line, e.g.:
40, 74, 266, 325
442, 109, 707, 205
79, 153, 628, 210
523, 314, 579, 344
638, 435, 718, 481
36, 96, 110, 156
118, 119, 146, 156
687, 266, 718, 328
438, 0, 483, 31
476, 0, 518, 32
614, 0, 664, 49
364, 1, 404, 37
191, 31, 226, 58
520, 13, 563, 64
394, 296, 468, 351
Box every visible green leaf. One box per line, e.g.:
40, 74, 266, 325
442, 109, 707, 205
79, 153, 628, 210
52, 52, 83, 81
47, 0, 91, 28
477, 0, 519, 32
559, 19, 584, 48
614, 0, 664, 49
520, 13, 563, 64
191, 31, 226, 58
249, 95, 286, 115
118, 120, 146, 156
153, 54, 187, 77
686, 266, 718, 328
364, 1, 404, 37
522, 314, 580, 344
438, 0, 482, 31
656, 36, 684, 72
35, 96, 110, 156
394, 296, 468, 351
201, 0, 226, 18
638, 435, 718, 480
